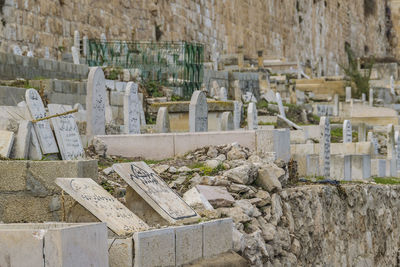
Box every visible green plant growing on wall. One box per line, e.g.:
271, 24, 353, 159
341, 45, 374, 99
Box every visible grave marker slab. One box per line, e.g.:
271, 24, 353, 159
25, 89, 59, 154
0, 131, 14, 158
155, 107, 170, 133
71, 46, 80, 64
233, 101, 242, 129
358, 123, 367, 142
113, 162, 200, 224
29, 129, 42, 160
343, 120, 352, 143
333, 94, 339, 116
319, 116, 331, 178
369, 88, 373, 107
189, 91, 208, 132
124, 82, 141, 134
247, 102, 258, 130
86, 67, 106, 135
387, 124, 395, 160
221, 112, 234, 131
12, 120, 32, 159
367, 132, 379, 155
219, 87, 228, 101
391, 75, 395, 95
74, 30, 80, 52
48, 104, 84, 160
275, 92, 286, 118
346, 87, 351, 102
83, 36, 88, 56
396, 131, 400, 170
56, 178, 149, 236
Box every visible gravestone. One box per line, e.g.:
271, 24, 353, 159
387, 124, 395, 160
44, 47, 50, 59
220, 112, 234, 131
86, 67, 106, 135
13, 45, 22, 56
155, 107, 170, 133
139, 95, 146, 126
124, 82, 141, 134
263, 89, 276, 103
369, 88, 373, 107
0, 131, 14, 158
29, 129, 42, 160
343, 120, 352, 143
56, 178, 149, 236
247, 102, 258, 130
233, 101, 242, 130
71, 46, 80, 64
319, 116, 331, 178
74, 103, 84, 111
333, 94, 339, 116
25, 89, 59, 154
83, 36, 88, 56
358, 123, 367, 142
12, 120, 32, 159
74, 30, 80, 52
48, 104, 85, 160
367, 132, 379, 155
361, 93, 366, 102
390, 75, 395, 95
275, 92, 286, 118
113, 162, 200, 224
219, 87, 228, 101
346, 87, 351, 102
210, 81, 219, 98
189, 91, 208, 132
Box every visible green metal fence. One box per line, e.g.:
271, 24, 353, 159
86, 40, 204, 98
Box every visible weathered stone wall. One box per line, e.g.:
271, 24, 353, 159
0, 0, 394, 75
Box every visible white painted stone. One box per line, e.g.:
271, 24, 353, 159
74, 30, 80, 52
86, 67, 106, 135
343, 120, 352, 143
189, 91, 208, 132
12, 120, 32, 159
247, 102, 258, 130
71, 46, 80, 64
139, 94, 146, 126
219, 87, 228, 101
0, 130, 14, 158
29, 128, 42, 160
233, 101, 242, 129
182, 187, 214, 211
202, 218, 233, 258
319, 116, 331, 178
346, 87, 352, 102
113, 161, 200, 224
221, 111, 234, 131
13, 45, 22, 56
358, 123, 367, 142
48, 104, 84, 160
276, 92, 286, 118
25, 89, 59, 154
83, 36, 88, 56
175, 224, 203, 265
333, 94, 339, 116
123, 82, 141, 134
155, 107, 170, 133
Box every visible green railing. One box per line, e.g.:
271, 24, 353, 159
86, 40, 204, 98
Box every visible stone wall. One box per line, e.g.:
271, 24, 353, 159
0, 0, 395, 75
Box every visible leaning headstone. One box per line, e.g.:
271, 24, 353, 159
13, 45, 22, 56
113, 162, 200, 224
221, 112, 234, 131
189, 91, 208, 132
25, 89, 59, 154
83, 36, 88, 56
233, 101, 242, 129
12, 120, 32, 159
86, 67, 106, 135
56, 178, 149, 236
123, 82, 141, 134
247, 102, 258, 130
29, 129, 42, 160
219, 87, 228, 101
345, 87, 351, 102
369, 88, 373, 107
0, 131, 14, 158
263, 89, 276, 103
358, 123, 367, 142
155, 107, 170, 133
333, 94, 339, 116
390, 75, 395, 95
319, 116, 331, 178
71, 46, 80, 64
48, 104, 85, 160
367, 132, 379, 155
276, 92, 286, 118
74, 30, 80, 52
343, 120, 352, 143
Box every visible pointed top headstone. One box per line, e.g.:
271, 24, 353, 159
124, 82, 141, 134
86, 67, 106, 136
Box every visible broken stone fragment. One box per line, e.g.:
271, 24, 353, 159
257, 164, 283, 192
196, 185, 235, 208
223, 163, 258, 185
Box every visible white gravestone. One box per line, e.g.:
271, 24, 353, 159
0, 131, 14, 158
12, 120, 32, 159
56, 178, 149, 236
343, 120, 352, 143
71, 46, 80, 64
155, 107, 170, 133
345, 87, 351, 102
319, 116, 331, 178
189, 91, 208, 132
48, 104, 85, 160
367, 132, 379, 155
13, 45, 22, 56
219, 87, 228, 101
74, 30, 80, 52
333, 94, 339, 116
29, 129, 42, 160
124, 82, 141, 134
276, 92, 286, 118
27, 51, 33, 57
247, 102, 258, 130
221, 112, 234, 131
233, 101, 242, 130
25, 89, 59, 154
113, 162, 200, 224
358, 123, 367, 142
369, 88, 373, 107
390, 75, 395, 95
139, 93, 146, 126
86, 67, 106, 135
83, 36, 88, 56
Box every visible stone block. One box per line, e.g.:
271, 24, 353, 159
110, 91, 124, 106
351, 155, 371, 179
0, 160, 27, 191
202, 218, 233, 258
134, 228, 175, 267
175, 224, 203, 265
306, 154, 319, 176
108, 238, 133, 267
371, 159, 386, 177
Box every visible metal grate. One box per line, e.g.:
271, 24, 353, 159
86, 40, 204, 98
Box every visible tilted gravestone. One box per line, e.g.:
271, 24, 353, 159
48, 104, 84, 160
155, 107, 170, 133
275, 92, 286, 118
247, 102, 258, 130
25, 89, 59, 154
319, 116, 331, 178
123, 82, 141, 134
113, 162, 200, 224
189, 91, 208, 132
0, 131, 14, 158
343, 120, 352, 143
56, 178, 149, 236
86, 67, 106, 136
233, 101, 242, 130
221, 112, 234, 131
